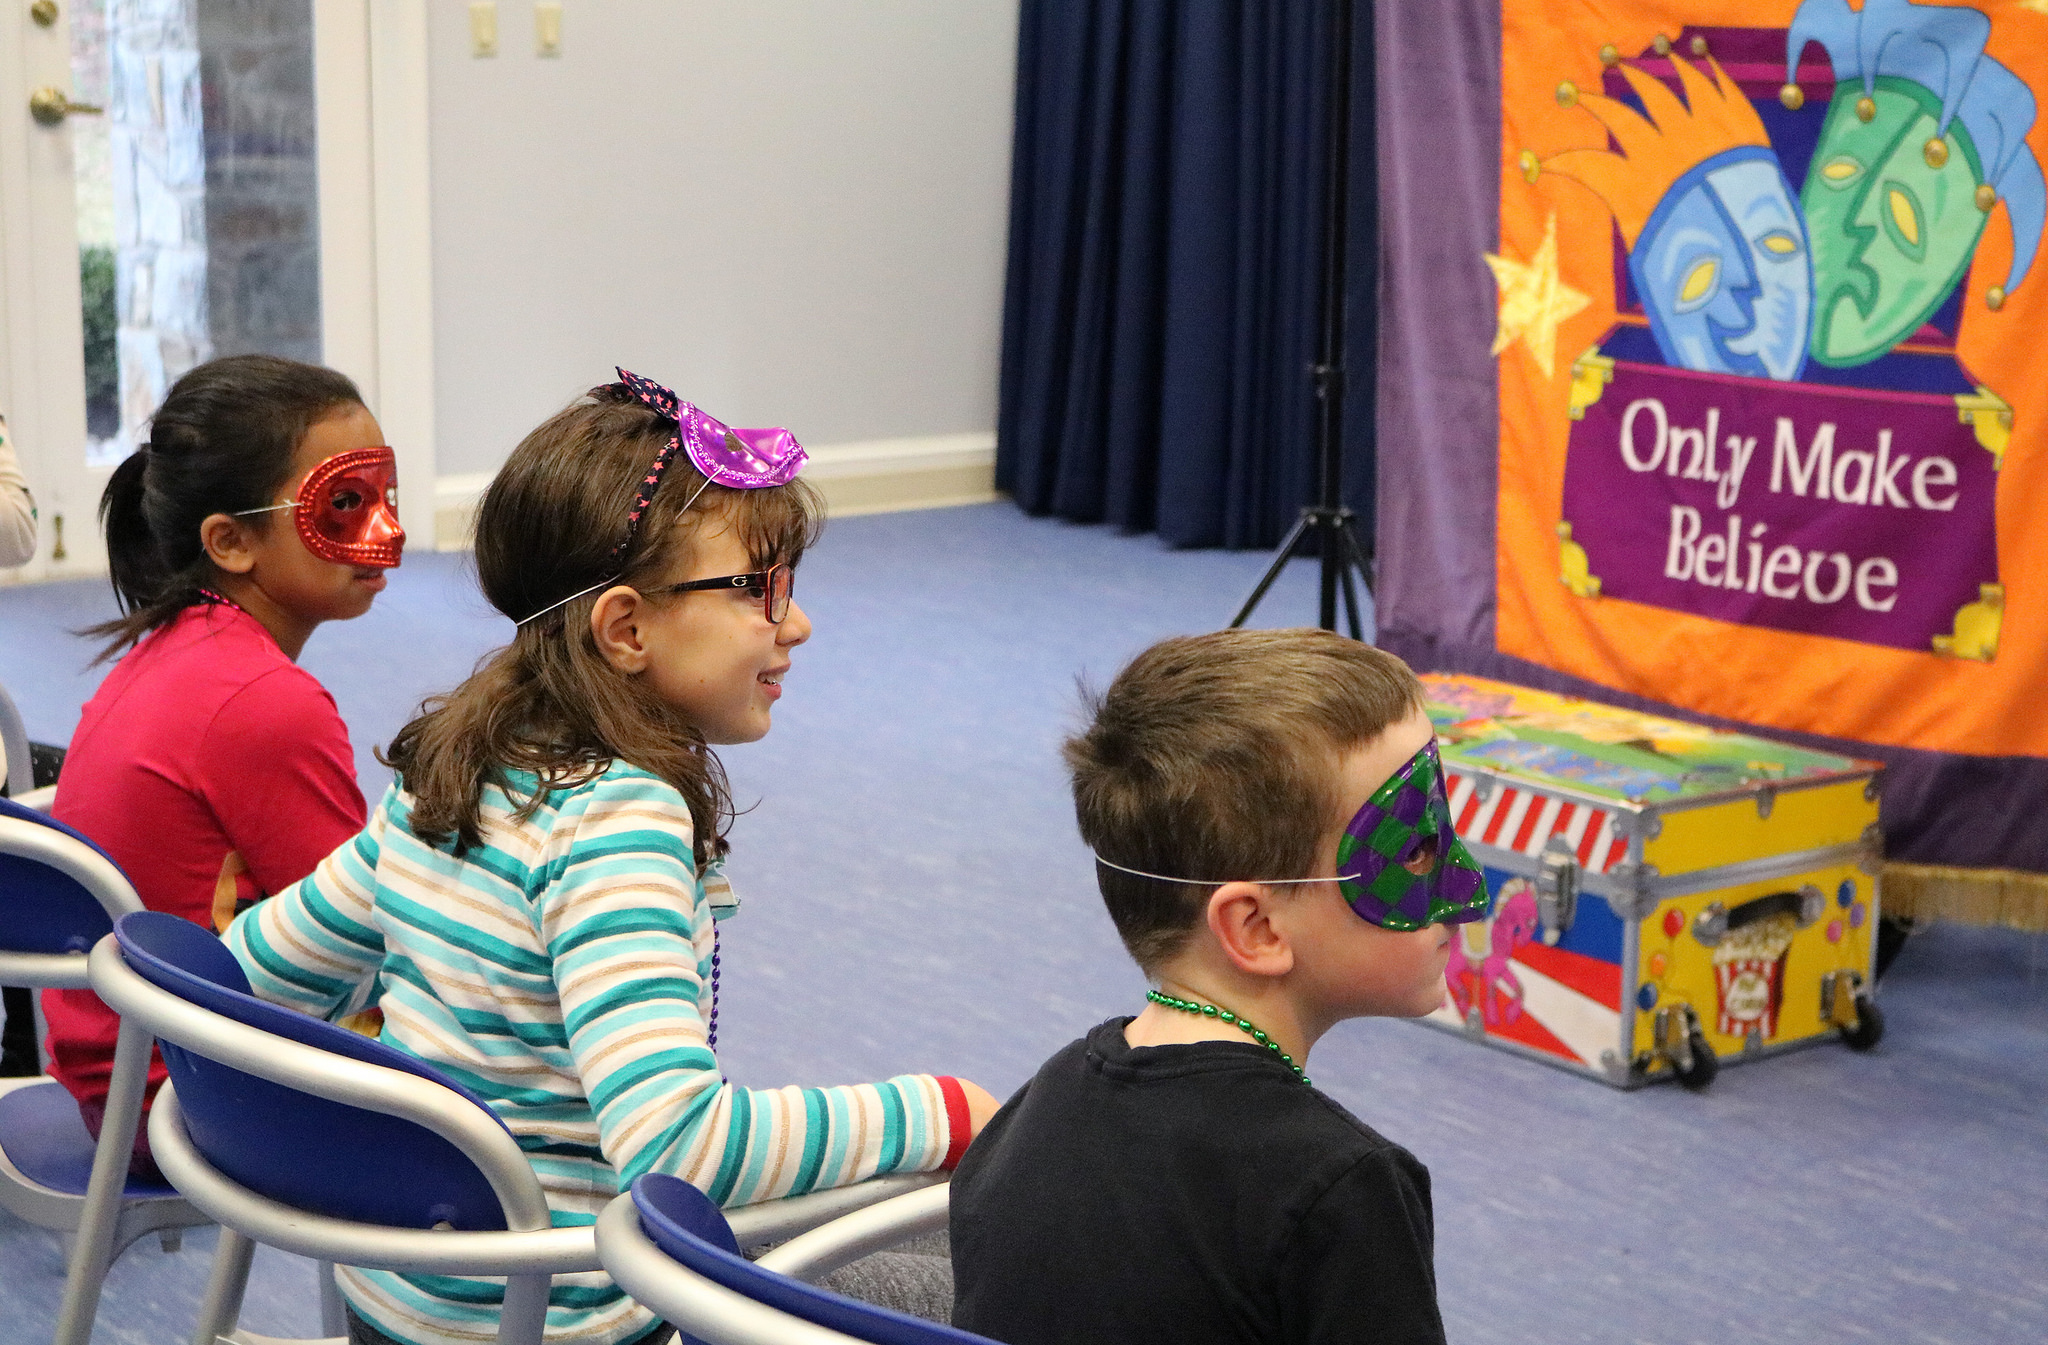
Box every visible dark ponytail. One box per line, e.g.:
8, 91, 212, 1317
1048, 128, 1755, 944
98, 449, 154, 611
85, 354, 363, 661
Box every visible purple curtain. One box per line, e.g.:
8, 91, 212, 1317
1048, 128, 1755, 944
1372, 0, 1499, 654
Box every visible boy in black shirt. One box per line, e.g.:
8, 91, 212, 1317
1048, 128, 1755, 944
951, 628, 1486, 1345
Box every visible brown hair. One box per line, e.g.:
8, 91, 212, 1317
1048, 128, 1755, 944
1063, 628, 1423, 972
381, 385, 823, 859
87, 355, 364, 661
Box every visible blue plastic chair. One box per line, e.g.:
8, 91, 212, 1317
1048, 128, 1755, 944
595, 1172, 999, 1345
92, 910, 937, 1345
0, 796, 210, 1345
90, 909, 596, 1345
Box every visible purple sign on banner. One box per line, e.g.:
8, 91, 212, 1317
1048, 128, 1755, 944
1561, 346, 1999, 653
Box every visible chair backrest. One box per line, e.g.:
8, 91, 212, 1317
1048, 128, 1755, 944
116, 910, 519, 1232
0, 796, 134, 957
0, 678, 31, 797
631, 1175, 996, 1345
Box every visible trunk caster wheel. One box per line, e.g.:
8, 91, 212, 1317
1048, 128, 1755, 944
1838, 995, 1885, 1051
1673, 1031, 1718, 1090
1825, 972, 1884, 1051
1652, 1003, 1718, 1090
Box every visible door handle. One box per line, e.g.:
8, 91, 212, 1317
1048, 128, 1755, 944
29, 87, 103, 127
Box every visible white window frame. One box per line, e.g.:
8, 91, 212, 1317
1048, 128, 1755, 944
314, 1, 436, 547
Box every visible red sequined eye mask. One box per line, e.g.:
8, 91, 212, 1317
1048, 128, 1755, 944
237, 447, 405, 568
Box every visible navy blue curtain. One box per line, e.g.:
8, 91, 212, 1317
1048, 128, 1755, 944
997, 1, 1373, 550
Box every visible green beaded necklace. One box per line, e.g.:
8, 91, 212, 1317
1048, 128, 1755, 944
1145, 989, 1310, 1085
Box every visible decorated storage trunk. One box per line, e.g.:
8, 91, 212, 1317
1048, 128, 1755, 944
1420, 674, 1884, 1089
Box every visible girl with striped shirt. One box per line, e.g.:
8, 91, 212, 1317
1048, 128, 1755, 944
225, 374, 998, 1345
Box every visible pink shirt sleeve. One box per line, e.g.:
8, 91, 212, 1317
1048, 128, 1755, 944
197, 666, 368, 902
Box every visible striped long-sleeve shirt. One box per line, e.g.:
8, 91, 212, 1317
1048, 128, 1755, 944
224, 760, 968, 1345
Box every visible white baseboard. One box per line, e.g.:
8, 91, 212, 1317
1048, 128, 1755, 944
433, 472, 495, 551
803, 431, 1000, 518
432, 432, 998, 551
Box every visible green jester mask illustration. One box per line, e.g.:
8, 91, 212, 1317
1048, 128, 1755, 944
1805, 79, 1987, 365
1786, 0, 2045, 367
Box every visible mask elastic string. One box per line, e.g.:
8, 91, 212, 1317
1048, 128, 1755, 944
512, 475, 724, 628
1091, 854, 1362, 886
680, 474, 717, 516
514, 578, 615, 628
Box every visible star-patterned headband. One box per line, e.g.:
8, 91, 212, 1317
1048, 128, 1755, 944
515, 370, 809, 627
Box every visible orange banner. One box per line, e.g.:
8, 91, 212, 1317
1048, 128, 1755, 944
1495, 0, 2048, 757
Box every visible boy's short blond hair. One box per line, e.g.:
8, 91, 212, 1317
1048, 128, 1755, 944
1064, 628, 1424, 973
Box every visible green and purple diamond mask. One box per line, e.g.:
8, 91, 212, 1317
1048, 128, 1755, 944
1335, 739, 1489, 931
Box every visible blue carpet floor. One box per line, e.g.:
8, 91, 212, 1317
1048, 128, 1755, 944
1, 502, 2043, 1343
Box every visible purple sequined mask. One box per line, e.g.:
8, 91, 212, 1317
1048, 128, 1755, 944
611, 368, 807, 566
514, 372, 810, 627
680, 405, 806, 491
1335, 738, 1489, 931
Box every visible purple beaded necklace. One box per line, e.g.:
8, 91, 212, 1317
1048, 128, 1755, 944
706, 927, 722, 1050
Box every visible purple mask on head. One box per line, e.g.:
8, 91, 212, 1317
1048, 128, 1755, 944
515, 371, 810, 627
611, 368, 808, 565
681, 405, 806, 491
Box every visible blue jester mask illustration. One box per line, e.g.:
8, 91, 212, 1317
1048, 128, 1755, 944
1632, 148, 1813, 380
1541, 55, 1815, 382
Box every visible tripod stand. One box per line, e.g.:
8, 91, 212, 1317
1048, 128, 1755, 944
1229, 0, 1374, 639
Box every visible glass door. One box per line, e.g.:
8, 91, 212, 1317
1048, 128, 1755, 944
0, 0, 323, 581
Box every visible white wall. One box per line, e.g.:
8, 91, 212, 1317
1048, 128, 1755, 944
425, 0, 1020, 479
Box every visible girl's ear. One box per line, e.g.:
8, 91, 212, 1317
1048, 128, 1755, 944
199, 512, 260, 574
590, 586, 651, 673
1206, 882, 1296, 979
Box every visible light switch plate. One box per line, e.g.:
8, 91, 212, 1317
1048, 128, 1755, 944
536, 2, 563, 57
470, 1, 499, 58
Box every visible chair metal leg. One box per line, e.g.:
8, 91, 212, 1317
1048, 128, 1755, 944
191, 1226, 257, 1345
51, 1016, 154, 1345
316, 1260, 346, 1337
496, 1272, 554, 1345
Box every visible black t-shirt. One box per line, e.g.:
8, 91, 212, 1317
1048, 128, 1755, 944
950, 1018, 1447, 1345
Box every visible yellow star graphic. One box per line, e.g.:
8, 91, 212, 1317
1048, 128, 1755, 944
1484, 212, 1590, 378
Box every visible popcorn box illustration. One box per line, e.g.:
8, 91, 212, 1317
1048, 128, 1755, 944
1421, 673, 1884, 1089
1710, 904, 1798, 1037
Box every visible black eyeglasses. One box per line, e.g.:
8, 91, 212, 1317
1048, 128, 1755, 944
651, 563, 794, 623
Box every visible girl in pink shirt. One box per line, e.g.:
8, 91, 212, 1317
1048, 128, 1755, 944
45, 354, 405, 1176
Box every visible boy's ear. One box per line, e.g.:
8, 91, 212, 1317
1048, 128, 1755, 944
1206, 882, 1296, 979
590, 586, 651, 673
199, 513, 261, 575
